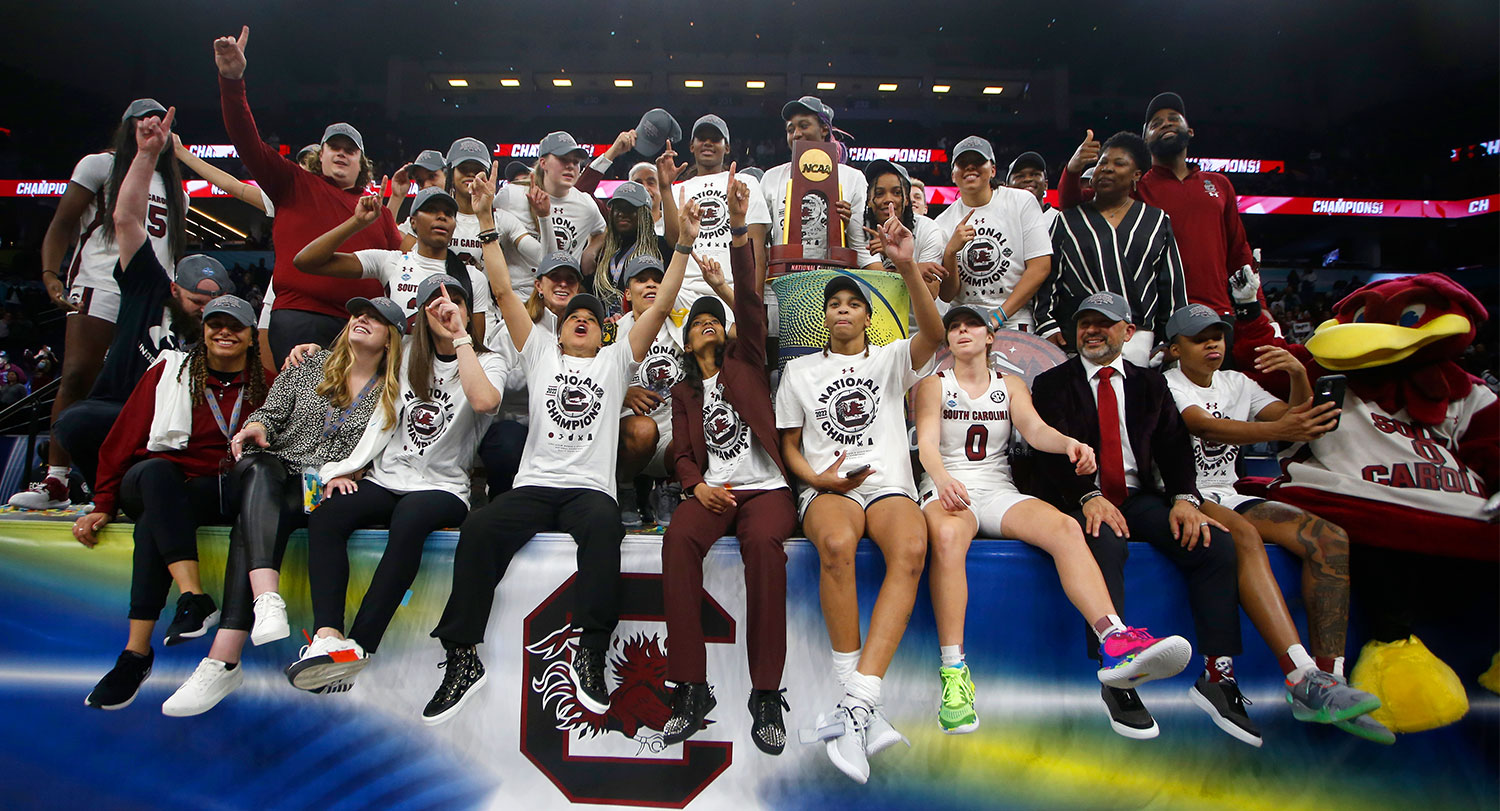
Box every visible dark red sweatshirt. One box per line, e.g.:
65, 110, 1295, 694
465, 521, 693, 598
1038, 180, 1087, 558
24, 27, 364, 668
219, 76, 397, 318
1058, 162, 1255, 315
92, 361, 274, 516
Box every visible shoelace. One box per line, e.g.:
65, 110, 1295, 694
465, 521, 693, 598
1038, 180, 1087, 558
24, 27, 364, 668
940, 669, 974, 706
755, 688, 790, 714
1221, 678, 1253, 708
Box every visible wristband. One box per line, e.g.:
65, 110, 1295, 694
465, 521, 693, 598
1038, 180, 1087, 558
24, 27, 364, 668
1173, 493, 1202, 509
477, 229, 500, 244
1233, 301, 1262, 322
452, 336, 474, 348
1078, 490, 1103, 507
674, 243, 694, 254
729, 225, 749, 237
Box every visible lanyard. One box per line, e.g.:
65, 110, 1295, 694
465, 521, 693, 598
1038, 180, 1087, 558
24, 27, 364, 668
205, 386, 245, 441
323, 376, 379, 441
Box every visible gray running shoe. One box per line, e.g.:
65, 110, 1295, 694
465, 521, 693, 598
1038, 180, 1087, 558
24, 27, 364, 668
1286, 669, 1382, 723
1333, 711, 1396, 744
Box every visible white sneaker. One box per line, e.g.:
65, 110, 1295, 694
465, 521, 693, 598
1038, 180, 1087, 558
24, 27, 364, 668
866, 706, 910, 756
250, 592, 289, 645
823, 703, 872, 784
8, 476, 69, 510
285, 635, 369, 691
162, 658, 244, 717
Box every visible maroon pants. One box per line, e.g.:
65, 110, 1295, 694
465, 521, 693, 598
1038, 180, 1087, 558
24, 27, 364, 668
662, 487, 796, 690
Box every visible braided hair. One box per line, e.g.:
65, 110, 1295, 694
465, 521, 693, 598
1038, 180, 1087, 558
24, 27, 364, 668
175, 329, 269, 409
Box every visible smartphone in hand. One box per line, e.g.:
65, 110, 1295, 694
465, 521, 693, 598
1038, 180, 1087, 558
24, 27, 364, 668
844, 463, 872, 479
1312, 374, 1347, 431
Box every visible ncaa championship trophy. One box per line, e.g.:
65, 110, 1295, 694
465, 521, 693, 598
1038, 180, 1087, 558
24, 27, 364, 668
769, 141, 907, 368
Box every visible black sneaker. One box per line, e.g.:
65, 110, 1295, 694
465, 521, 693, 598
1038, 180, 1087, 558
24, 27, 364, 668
163, 592, 220, 646
749, 688, 790, 755
1189, 674, 1262, 747
421, 645, 487, 726
662, 682, 717, 745
1101, 685, 1159, 740
570, 645, 612, 714
85, 649, 153, 710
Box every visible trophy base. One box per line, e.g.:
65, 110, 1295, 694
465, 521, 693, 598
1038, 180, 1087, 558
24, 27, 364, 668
767, 244, 858, 278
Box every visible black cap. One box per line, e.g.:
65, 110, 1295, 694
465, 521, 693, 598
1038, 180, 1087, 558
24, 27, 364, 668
1146, 92, 1185, 122
823, 274, 871, 309
683, 296, 727, 346
504, 160, 531, 182
562, 293, 606, 327
1007, 151, 1047, 179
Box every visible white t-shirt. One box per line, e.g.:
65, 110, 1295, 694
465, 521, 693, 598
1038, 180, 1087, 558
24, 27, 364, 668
366, 350, 510, 506
671, 171, 772, 306
932, 187, 1051, 328
929, 370, 1018, 493
702, 372, 786, 491
760, 161, 870, 259
354, 249, 491, 329
511, 337, 638, 498
66, 152, 184, 290
615, 309, 685, 434
1164, 368, 1281, 501
775, 337, 934, 497
494, 183, 605, 293
403, 208, 539, 302
856, 214, 944, 270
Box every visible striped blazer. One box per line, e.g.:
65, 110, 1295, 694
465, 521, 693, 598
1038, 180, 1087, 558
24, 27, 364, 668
1035, 200, 1188, 340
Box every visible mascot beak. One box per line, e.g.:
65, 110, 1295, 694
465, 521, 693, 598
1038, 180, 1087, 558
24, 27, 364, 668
1306, 313, 1471, 371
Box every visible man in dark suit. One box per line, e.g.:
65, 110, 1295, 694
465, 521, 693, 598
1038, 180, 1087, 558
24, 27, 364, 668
660, 177, 797, 756
1031, 292, 1260, 746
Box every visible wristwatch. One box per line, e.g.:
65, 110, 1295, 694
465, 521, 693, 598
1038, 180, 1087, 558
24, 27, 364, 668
1173, 493, 1202, 509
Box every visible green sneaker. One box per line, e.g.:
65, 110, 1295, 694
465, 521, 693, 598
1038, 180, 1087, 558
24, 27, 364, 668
938, 663, 979, 734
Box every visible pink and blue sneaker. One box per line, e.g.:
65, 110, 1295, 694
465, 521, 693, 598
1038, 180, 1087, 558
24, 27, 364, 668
1098, 627, 1192, 688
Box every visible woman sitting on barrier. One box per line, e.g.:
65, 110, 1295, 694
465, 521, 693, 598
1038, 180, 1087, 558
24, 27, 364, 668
78, 295, 269, 711
772, 217, 941, 784
419, 171, 691, 726
287, 274, 506, 692
915, 304, 1190, 736
659, 173, 796, 754
160, 297, 404, 716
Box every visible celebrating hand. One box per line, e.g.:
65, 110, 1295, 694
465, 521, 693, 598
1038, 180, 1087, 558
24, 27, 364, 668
656, 140, 683, 184
353, 193, 382, 226
1066, 128, 1100, 175
1230, 265, 1261, 305
527, 184, 550, 219
696, 253, 725, 289
945, 210, 975, 253
426, 286, 468, 339
136, 107, 175, 157
877, 216, 915, 264
606, 129, 638, 160
214, 25, 250, 80
677, 190, 703, 243
726, 163, 748, 226
470, 168, 496, 214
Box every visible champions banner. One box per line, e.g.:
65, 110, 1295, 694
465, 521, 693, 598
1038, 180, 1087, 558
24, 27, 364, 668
1, 521, 1495, 809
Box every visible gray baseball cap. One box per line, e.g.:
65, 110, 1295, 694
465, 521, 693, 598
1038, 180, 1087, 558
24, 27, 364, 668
609, 181, 652, 210
1081, 165, 1096, 182
622, 254, 665, 283
634, 108, 682, 158
942, 304, 994, 333
691, 114, 729, 143
446, 137, 491, 169
1166, 303, 1234, 340
297, 143, 321, 161
538, 131, 589, 160
201, 295, 257, 328
412, 150, 446, 172
409, 187, 458, 215
536, 251, 583, 279
863, 158, 910, 185
321, 123, 365, 153
1073, 291, 1133, 324
415, 273, 468, 307
738, 166, 764, 182
122, 98, 167, 122
346, 296, 406, 335
782, 95, 831, 122
174, 255, 233, 296
952, 136, 996, 165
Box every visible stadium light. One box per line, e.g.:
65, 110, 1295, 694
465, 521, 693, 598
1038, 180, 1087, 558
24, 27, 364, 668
447, 79, 469, 87
878, 83, 898, 92
817, 81, 837, 90
553, 78, 573, 87
932, 84, 951, 93
614, 79, 634, 87
684, 79, 704, 88
982, 85, 1004, 95
500, 78, 520, 87
745, 80, 766, 89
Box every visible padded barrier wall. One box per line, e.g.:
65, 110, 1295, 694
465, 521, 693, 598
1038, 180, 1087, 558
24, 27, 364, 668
1, 520, 1496, 810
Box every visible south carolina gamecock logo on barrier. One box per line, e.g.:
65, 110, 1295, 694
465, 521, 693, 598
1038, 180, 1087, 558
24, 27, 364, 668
521, 573, 734, 807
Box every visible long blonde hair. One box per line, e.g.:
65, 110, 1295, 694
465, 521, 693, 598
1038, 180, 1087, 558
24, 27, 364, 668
593, 202, 660, 314
316, 320, 402, 430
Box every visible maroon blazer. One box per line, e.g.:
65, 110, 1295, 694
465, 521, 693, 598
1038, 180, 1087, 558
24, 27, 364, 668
669, 241, 787, 490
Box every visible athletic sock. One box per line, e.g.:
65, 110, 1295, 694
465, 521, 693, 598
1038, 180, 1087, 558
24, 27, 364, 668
1279, 644, 1315, 682
1332, 656, 1345, 679
1204, 655, 1235, 683
46, 465, 69, 482
939, 645, 964, 668
844, 671, 881, 711
1092, 614, 1127, 643
1315, 655, 1346, 678
832, 648, 861, 687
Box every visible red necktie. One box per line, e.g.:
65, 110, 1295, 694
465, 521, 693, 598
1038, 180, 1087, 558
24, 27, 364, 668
1095, 367, 1128, 506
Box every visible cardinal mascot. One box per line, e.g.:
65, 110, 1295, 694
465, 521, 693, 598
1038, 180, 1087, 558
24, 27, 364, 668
1230, 270, 1498, 735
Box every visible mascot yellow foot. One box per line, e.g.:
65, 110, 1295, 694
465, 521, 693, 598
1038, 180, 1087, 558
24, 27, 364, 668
1350, 636, 1468, 733
1479, 652, 1500, 695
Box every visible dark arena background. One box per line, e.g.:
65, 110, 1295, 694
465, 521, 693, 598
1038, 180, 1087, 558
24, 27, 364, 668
0, 2, 1496, 809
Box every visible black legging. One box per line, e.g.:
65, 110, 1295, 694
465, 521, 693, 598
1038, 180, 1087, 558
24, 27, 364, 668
433, 486, 623, 650
122, 458, 229, 621
306, 480, 467, 652
53, 398, 125, 488
220, 453, 306, 631
268, 308, 348, 368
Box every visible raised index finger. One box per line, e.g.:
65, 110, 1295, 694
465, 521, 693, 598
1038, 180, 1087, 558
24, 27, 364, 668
238, 25, 250, 49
